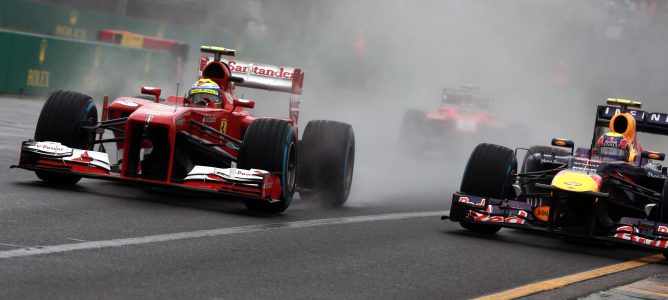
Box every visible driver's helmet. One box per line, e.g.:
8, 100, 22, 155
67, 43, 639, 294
594, 132, 631, 161
187, 79, 223, 107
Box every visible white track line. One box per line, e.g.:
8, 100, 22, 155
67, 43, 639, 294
0, 211, 446, 260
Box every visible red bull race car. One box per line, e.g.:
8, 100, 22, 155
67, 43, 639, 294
12, 46, 355, 213
399, 86, 521, 156
443, 98, 668, 254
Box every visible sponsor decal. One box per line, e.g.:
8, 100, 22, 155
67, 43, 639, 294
505, 210, 529, 224
648, 172, 667, 179
190, 88, 219, 96
533, 206, 550, 222
118, 99, 139, 107
26, 69, 50, 88
570, 158, 601, 173
69, 10, 78, 25
39, 39, 47, 65
74, 151, 93, 163
458, 196, 486, 207
602, 106, 645, 121
562, 181, 582, 190
235, 170, 255, 177
228, 61, 296, 79
469, 209, 527, 225
202, 116, 216, 123
616, 225, 636, 233
612, 227, 668, 249
54, 11, 86, 39
220, 118, 228, 134
658, 226, 668, 233
648, 113, 668, 125
598, 134, 627, 148
119, 32, 143, 48
35, 143, 65, 152
144, 113, 159, 129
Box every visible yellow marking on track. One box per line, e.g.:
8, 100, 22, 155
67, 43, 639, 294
618, 285, 668, 298
637, 280, 668, 294
475, 254, 664, 300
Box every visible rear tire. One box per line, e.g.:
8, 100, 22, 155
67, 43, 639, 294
458, 143, 517, 234
238, 118, 297, 213
34, 90, 98, 185
521, 145, 570, 194
298, 120, 355, 207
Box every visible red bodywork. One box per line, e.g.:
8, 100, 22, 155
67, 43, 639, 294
426, 105, 500, 133
423, 88, 504, 135
15, 54, 305, 202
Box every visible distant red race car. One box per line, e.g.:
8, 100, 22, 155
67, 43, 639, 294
12, 46, 355, 213
399, 87, 515, 156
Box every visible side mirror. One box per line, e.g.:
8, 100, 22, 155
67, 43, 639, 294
233, 98, 255, 109
641, 150, 665, 161
551, 138, 574, 155
141, 86, 161, 103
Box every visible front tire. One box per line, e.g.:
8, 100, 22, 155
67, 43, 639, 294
238, 118, 297, 213
458, 143, 517, 234
34, 90, 98, 185
298, 120, 355, 207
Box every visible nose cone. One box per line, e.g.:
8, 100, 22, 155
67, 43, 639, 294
551, 170, 602, 193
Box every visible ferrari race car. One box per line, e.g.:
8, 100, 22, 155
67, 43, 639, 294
444, 98, 668, 253
399, 86, 520, 156
12, 46, 355, 213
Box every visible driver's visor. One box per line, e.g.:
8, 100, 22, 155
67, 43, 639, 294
188, 89, 222, 106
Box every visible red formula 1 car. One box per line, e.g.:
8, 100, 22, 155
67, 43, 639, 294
399, 86, 523, 157
12, 46, 355, 213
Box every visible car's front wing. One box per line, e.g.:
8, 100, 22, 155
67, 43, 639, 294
444, 193, 668, 252
12, 140, 283, 202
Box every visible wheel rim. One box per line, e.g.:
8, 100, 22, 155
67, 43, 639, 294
343, 143, 354, 190
286, 142, 297, 195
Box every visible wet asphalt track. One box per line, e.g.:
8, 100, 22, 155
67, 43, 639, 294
0, 95, 667, 299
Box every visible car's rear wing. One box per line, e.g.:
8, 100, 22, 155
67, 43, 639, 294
596, 105, 668, 136
198, 45, 303, 127
221, 58, 304, 95
441, 87, 494, 108
198, 46, 304, 95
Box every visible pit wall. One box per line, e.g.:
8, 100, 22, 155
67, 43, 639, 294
0, 0, 266, 97
0, 29, 175, 97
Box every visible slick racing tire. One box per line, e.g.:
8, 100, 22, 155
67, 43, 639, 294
521, 145, 570, 194
297, 120, 355, 207
238, 118, 297, 213
399, 109, 426, 153
459, 143, 517, 234
34, 90, 98, 185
